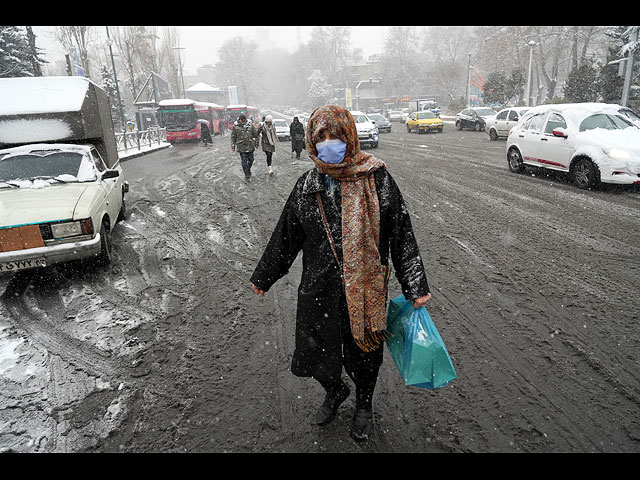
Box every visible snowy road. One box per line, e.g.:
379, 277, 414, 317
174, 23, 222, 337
1, 125, 639, 452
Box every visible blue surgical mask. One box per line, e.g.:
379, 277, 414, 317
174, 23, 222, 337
316, 138, 347, 164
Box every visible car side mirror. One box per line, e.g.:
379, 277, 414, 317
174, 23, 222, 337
552, 128, 568, 138
102, 169, 120, 180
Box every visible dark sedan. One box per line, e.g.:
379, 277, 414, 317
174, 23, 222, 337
368, 113, 392, 133
455, 107, 498, 132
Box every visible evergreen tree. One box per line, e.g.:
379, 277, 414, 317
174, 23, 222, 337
0, 26, 40, 77
100, 65, 124, 128
563, 63, 599, 102
597, 48, 625, 104
483, 68, 526, 108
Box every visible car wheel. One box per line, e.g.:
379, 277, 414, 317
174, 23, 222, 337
571, 157, 599, 189
97, 222, 113, 266
474, 122, 482, 132
406, 124, 412, 133
489, 128, 498, 140
507, 147, 525, 173
456, 121, 462, 130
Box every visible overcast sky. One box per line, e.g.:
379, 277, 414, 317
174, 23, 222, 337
175, 26, 386, 72
32, 26, 389, 75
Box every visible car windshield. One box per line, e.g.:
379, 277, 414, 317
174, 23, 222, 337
417, 112, 436, 119
273, 120, 288, 127
369, 114, 386, 122
352, 114, 370, 123
579, 114, 634, 132
475, 108, 498, 117
0, 150, 95, 185
621, 109, 640, 122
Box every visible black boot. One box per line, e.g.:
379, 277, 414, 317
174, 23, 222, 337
350, 408, 373, 442
315, 384, 350, 426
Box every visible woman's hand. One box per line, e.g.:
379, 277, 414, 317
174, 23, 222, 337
411, 293, 432, 309
252, 284, 265, 296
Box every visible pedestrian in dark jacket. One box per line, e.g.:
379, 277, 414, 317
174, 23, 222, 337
290, 116, 305, 159
231, 114, 258, 181
250, 104, 431, 442
200, 121, 212, 146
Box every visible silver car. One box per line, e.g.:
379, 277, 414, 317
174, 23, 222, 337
486, 107, 530, 140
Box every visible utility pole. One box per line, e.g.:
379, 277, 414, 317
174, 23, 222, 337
527, 40, 538, 107
173, 47, 186, 98
106, 26, 126, 131
621, 27, 639, 107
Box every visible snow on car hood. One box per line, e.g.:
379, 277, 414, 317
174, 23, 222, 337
0, 183, 91, 227
574, 127, 640, 156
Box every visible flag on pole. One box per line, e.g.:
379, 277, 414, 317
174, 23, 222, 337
468, 65, 485, 93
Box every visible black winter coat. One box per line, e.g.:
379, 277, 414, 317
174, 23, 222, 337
250, 167, 430, 381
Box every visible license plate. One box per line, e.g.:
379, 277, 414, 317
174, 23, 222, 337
0, 257, 46, 273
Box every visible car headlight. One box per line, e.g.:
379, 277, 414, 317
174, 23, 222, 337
606, 148, 631, 160
50, 219, 93, 239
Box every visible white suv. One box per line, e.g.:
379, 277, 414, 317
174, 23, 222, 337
350, 111, 379, 148
506, 103, 640, 189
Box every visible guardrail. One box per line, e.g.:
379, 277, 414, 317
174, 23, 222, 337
115, 127, 167, 153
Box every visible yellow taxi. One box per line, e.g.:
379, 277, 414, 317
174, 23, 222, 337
406, 110, 444, 134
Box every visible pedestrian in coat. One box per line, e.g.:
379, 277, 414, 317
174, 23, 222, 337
256, 114, 280, 176
200, 121, 212, 146
250, 104, 431, 442
231, 114, 259, 181
290, 116, 305, 159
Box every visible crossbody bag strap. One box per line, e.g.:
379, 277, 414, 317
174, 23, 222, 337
315, 192, 345, 288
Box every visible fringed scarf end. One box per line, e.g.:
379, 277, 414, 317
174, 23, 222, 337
354, 330, 394, 353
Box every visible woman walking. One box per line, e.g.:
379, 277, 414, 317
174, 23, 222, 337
250, 105, 431, 442
257, 115, 280, 175
290, 116, 305, 159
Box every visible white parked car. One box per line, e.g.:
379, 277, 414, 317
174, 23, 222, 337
0, 143, 128, 273
486, 107, 530, 140
350, 111, 379, 148
389, 110, 404, 122
506, 103, 640, 189
273, 119, 290, 141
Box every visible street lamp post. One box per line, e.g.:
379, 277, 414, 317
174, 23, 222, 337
466, 53, 471, 107
527, 40, 538, 107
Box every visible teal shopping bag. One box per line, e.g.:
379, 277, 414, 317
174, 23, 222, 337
386, 294, 457, 389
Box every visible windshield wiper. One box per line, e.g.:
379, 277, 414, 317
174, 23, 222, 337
0, 181, 21, 188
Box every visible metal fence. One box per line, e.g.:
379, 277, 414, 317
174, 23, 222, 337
115, 127, 167, 153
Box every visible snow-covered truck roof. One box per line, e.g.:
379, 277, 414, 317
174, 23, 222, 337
0, 76, 119, 168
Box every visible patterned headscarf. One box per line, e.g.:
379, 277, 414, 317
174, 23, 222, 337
306, 105, 388, 352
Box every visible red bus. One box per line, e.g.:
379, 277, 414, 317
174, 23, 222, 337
195, 101, 226, 135
225, 104, 260, 129
158, 99, 202, 142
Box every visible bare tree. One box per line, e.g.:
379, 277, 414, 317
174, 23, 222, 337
56, 26, 94, 77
